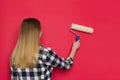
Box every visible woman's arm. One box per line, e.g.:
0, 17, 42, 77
39, 40, 80, 69
43, 48, 73, 69
69, 40, 80, 59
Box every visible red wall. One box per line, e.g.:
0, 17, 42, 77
0, 0, 120, 80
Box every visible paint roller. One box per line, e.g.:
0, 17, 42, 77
70, 23, 94, 41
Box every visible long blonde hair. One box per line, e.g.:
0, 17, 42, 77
11, 18, 41, 68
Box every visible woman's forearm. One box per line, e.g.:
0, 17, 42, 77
69, 41, 80, 59
69, 49, 77, 59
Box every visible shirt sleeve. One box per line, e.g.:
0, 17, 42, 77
41, 47, 74, 69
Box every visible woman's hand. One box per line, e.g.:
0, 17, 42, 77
72, 40, 80, 51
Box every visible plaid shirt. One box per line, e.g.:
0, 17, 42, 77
10, 46, 73, 80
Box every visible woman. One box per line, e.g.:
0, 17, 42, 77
10, 18, 80, 80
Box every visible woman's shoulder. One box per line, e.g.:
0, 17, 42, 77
38, 45, 54, 60
39, 45, 53, 52
39, 45, 54, 56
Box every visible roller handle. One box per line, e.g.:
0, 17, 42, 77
75, 35, 80, 41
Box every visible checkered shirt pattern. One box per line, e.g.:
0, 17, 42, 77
10, 46, 73, 80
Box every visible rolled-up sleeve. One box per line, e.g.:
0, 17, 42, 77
43, 48, 74, 69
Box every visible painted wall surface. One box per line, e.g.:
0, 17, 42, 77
0, 0, 120, 80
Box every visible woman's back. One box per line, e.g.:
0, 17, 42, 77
11, 46, 73, 80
